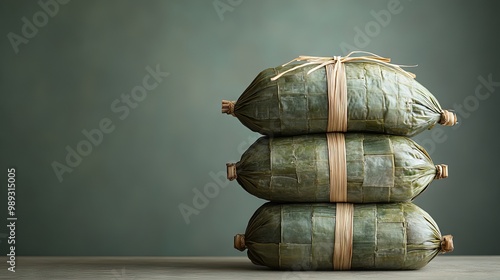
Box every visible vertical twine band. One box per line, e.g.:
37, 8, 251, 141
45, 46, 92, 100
333, 203, 354, 271
326, 57, 348, 132
327, 133, 347, 202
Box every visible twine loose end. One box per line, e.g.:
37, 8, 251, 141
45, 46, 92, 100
269, 51, 416, 81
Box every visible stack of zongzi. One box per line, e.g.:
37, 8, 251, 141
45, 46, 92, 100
222, 51, 455, 270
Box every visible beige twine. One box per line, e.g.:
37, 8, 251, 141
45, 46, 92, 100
439, 110, 457, 126
222, 100, 236, 116
333, 203, 354, 270
327, 133, 347, 202
234, 234, 246, 251
440, 235, 454, 253
435, 164, 449, 179
326, 62, 348, 132
270, 51, 416, 81
226, 163, 237, 180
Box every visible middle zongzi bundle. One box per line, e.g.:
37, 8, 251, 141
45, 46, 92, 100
227, 133, 447, 203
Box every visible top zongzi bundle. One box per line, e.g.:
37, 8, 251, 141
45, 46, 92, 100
222, 52, 456, 137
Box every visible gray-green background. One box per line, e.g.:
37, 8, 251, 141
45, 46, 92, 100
1, 0, 499, 256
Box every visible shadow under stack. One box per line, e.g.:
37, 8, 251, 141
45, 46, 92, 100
222, 52, 456, 271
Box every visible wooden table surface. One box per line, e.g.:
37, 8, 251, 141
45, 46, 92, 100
1, 256, 499, 279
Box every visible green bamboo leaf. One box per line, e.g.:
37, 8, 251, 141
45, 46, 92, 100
225, 62, 455, 136
237, 202, 451, 270
232, 133, 443, 203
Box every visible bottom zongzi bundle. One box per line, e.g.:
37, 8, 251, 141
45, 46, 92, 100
234, 202, 453, 270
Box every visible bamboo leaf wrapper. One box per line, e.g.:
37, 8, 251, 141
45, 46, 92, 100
229, 133, 446, 203
222, 62, 456, 136
235, 202, 453, 270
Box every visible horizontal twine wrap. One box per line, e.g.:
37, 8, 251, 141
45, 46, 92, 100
327, 133, 347, 202
334, 203, 354, 270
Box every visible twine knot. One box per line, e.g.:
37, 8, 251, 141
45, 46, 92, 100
435, 164, 449, 179
440, 235, 454, 253
226, 163, 237, 181
439, 110, 457, 126
234, 234, 246, 251
222, 100, 236, 116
